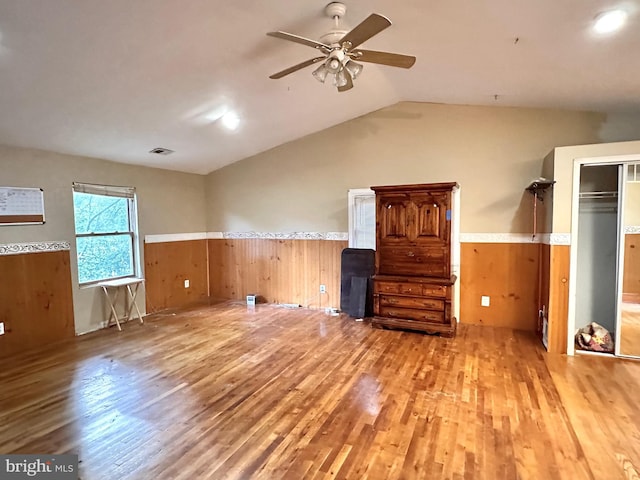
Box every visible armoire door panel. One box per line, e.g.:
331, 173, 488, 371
414, 203, 440, 239
378, 195, 410, 241
410, 192, 450, 243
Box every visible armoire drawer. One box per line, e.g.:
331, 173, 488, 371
375, 281, 422, 296
378, 306, 445, 324
379, 295, 444, 311
378, 246, 447, 277
422, 284, 447, 298
375, 279, 449, 299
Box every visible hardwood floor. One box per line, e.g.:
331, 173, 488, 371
1, 302, 639, 479
620, 302, 640, 357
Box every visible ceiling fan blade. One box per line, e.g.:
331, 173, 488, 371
267, 31, 331, 52
340, 13, 391, 49
269, 57, 326, 79
355, 49, 416, 68
337, 69, 353, 92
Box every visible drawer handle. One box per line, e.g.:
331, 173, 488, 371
387, 298, 398, 304
407, 251, 415, 257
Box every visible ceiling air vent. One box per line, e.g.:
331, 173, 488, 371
149, 147, 174, 155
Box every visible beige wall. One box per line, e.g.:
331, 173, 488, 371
551, 141, 640, 233
0, 145, 207, 334
625, 178, 640, 226
206, 102, 637, 234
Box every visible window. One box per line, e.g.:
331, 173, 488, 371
72, 183, 138, 284
348, 188, 376, 249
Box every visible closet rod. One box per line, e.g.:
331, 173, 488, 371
578, 191, 618, 199
578, 206, 618, 213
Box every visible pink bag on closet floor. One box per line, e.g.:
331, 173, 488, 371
575, 322, 615, 352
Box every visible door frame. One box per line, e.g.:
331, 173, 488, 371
567, 154, 640, 356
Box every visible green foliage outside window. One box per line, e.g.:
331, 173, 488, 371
73, 192, 135, 283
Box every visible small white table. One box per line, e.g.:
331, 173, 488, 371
96, 277, 145, 331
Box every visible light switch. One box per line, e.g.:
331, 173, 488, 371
481, 296, 490, 307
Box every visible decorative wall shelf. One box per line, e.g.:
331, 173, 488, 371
526, 178, 556, 198
526, 178, 556, 239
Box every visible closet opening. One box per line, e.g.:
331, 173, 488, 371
574, 164, 618, 355
569, 158, 640, 358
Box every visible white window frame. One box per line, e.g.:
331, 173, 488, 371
72, 182, 140, 285
347, 188, 376, 250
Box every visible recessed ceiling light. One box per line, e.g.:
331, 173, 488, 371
221, 111, 240, 131
593, 9, 628, 34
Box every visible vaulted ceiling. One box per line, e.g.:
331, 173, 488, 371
0, 1, 638, 174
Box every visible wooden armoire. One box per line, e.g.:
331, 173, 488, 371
371, 182, 458, 336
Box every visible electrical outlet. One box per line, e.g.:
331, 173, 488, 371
481, 296, 490, 307
320, 284, 326, 294
184, 279, 190, 288
0, 322, 4, 335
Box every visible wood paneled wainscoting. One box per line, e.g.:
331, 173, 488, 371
624, 233, 640, 300
208, 238, 346, 309
144, 239, 209, 313
145, 234, 569, 341
546, 244, 570, 354
0, 244, 75, 358
459, 239, 570, 353
460, 242, 540, 331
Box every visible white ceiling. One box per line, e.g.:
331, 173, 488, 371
0, 1, 639, 175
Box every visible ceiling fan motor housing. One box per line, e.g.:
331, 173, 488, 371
325, 2, 347, 19
321, 2, 348, 46
319, 30, 349, 46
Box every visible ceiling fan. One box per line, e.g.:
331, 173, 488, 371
267, 2, 416, 92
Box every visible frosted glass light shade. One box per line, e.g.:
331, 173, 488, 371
345, 60, 363, 79
334, 69, 348, 87
312, 64, 330, 83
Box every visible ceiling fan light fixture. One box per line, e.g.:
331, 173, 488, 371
345, 60, 363, 79
326, 57, 342, 74
334, 69, 348, 88
312, 64, 330, 83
